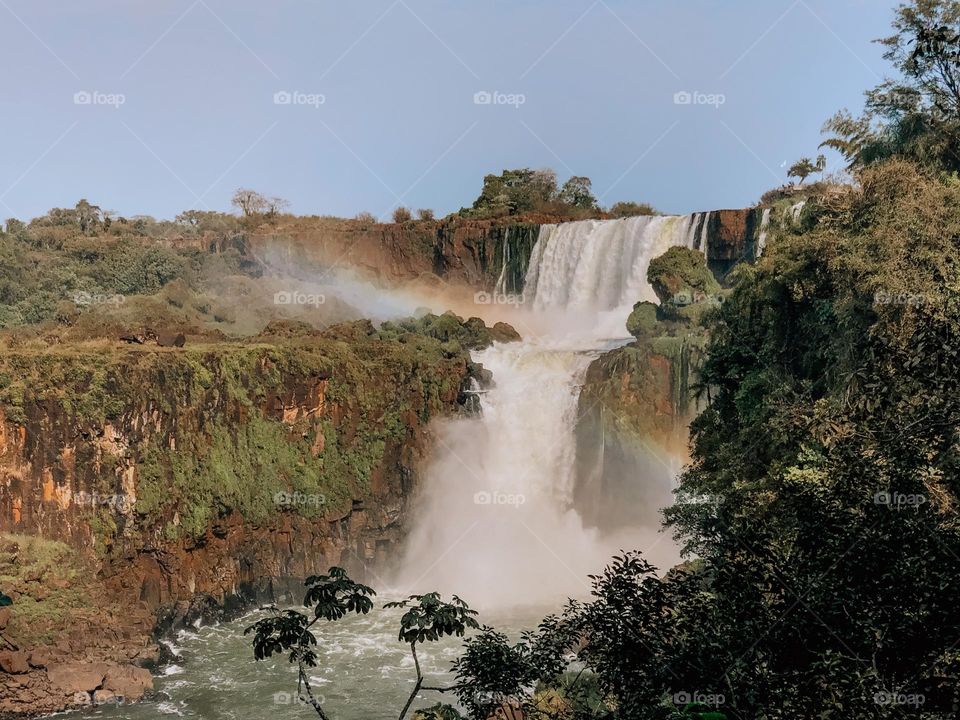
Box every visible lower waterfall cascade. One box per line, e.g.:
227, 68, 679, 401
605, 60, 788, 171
396, 213, 713, 608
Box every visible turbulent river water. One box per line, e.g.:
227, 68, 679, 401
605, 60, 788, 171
74, 214, 709, 719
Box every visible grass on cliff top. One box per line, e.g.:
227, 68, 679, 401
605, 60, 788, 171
0, 330, 468, 545
0, 533, 88, 646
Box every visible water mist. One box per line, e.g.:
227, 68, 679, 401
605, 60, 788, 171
396, 215, 711, 609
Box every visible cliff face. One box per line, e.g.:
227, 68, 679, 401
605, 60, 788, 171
248, 215, 556, 291
704, 208, 764, 277
0, 330, 473, 716
574, 339, 703, 531
243, 209, 763, 293
0, 336, 469, 590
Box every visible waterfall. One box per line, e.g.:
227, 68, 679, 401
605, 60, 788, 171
757, 207, 772, 257
699, 211, 712, 258
493, 227, 511, 296
397, 215, 695, 608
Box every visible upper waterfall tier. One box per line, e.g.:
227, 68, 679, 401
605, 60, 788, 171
522, 214, 711, 313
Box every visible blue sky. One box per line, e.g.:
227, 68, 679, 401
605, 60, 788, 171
0, 0, 893, 221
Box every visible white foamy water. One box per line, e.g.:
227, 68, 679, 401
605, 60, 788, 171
395, 213, 708, 608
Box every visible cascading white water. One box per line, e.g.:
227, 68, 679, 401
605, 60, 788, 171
757, 208, 772, 257
396, 213, 711, 608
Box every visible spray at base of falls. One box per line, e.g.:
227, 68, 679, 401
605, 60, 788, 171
396, 215, 710, 609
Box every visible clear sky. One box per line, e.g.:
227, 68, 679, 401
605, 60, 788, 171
0, 0, 894, 222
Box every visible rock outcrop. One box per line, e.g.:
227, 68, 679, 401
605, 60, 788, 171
0, 320, 482, 716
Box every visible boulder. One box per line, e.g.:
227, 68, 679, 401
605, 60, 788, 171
0, 651, 29, 674
46, 662, 109, 695
490, 322, 522, 344
0, 607, 10, 630
103, 664, 153, 700
647, 246, 721, 307
626, 301, 659, 339
27, 649, 52, 669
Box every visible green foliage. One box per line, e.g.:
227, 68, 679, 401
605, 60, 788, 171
657, 159, 960, 717
412, 705, 464, 720
557, 176, 599, 210
378, 313, 520, 351
608, 201, 660, 218
470, 168, 558, 216
246, 567, 376, 719
626, 301, 659, 339
466, 168, 603, 219
820, 0, 960, 172
646, 246, 721, 307
393, 207, 414, 223
786, 155, 826, 184
385, 593, 480, 645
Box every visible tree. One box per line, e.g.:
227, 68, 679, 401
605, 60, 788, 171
786, 155, 825, 185
392, 207, 413, 223
558, 176, 599, 209
608, 201, 659, 218
820, 0, 960, 171
384, 593, 480, 720
417, 208, 436, 221
231, 188, 269, 217
470, 168, 558, 216
249, 572, 481, 720
74, 199, 103, 234
246, 568, 376, 719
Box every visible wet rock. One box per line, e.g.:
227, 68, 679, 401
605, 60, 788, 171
103, 664, 153, 700
491, 321, 521, 343
46, 662, 109, 695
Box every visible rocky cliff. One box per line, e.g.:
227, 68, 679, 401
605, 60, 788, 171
241, 208, 763, 293
0, 320, 484, 716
